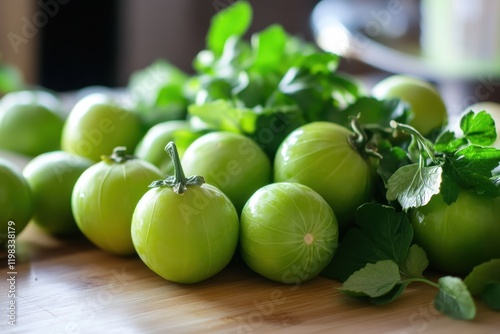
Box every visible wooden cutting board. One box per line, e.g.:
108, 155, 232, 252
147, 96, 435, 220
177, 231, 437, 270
2, 223, 499, 334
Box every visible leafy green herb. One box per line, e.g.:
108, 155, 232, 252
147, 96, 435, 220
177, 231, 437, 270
206, 1, 252, 57
325, 204, 477, 320
376, 140, 411, 186
441, 146, 500, 203
386, 164, 443, 210
340, 260, 401, 298
0, 61, 23, 94
370, 281, 409, 305
334, 97, 411, 129
251, 24, 287, 72
459, 110, 497, 146
385, 111, 500, 210
464, 259, 500, 295
400, 244, 429, 278
321, 203, 412, 281
276, 54, 365, 123
435, 276, 476, 320
128, 59, 189, 130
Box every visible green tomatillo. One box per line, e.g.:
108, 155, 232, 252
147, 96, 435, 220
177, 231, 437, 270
131, 141, 239, 284
72, 147, 163, 255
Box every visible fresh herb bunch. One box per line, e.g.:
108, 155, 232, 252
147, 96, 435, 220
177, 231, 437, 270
128, 1, 408, 160
386, 110, 500, 210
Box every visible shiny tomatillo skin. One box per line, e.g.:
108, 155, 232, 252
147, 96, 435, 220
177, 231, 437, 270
240, 182, 339, 284
409, 191, 500, 275
72, 147, 163, 255
131, 142, 239, 284
274, 121, 375, 232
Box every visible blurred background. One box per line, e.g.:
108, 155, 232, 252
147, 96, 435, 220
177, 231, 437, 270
0, 0, 319, 90
1, 0, 500, 114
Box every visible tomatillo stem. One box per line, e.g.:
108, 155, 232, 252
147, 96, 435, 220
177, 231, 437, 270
102, 146, 135, 164
348, 116, 383, 159
166, 141, 187, 187
149, 141, 205, 194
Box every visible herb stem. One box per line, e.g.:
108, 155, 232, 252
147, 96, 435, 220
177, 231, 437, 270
405, 276, 440, 289
390, 121, 437, 163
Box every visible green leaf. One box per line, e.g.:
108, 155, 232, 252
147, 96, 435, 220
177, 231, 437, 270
376, 140, 411, 186
460, 110, 497, 146
278, 52, 357, 123
340, 260, 401, 298
187, 99, 256, 133
443, 146, 500, 199
464, 258, 500, 295
128, 59, 188, 128
370, 281, 409, 305
400, 244, 429, 278
434, 130, 467, 154
322, 203, 413, 281
439, 166, 461, 204
434, 276, 476, 320
249, 105, 306, 160
481, 281, 500, 311
338, 97, 411, 129
251, 24, 287, 71
0, 63, 23, 93
386, 163, 443, 211
207, 1, 253, 56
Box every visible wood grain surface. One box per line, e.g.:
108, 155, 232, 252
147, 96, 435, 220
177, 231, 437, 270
1, 223, 499, 334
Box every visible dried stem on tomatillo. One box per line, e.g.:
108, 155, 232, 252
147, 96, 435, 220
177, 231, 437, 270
348, 116, 383, 160
149, 141, 205, 194
101, 146, 135, 164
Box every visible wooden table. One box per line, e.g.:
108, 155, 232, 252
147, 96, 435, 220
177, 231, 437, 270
2, 223, 499, 334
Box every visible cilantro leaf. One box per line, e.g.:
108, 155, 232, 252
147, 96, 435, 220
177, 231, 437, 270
460, 110, 497, 146
400, 244, 429, 278
207, 1, 252, 56
434, 276, 476, 320
434, 111, 496, 153
277, 54, 364, 123
442, 146, 500, 201
322, 203, 413, 281
376, 141, 411, 186
434, 130, 467, 154
370, 282, 409, 305
188, 99, 256, 133
339, 260, 401, 298
337, 97, 411, 129
463, 258, 500, 295
251, 24, 287, 72
439, 166, 461, 204
386, 163, 443, 211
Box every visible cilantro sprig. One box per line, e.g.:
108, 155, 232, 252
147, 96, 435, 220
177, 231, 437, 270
323, 203, 477, 320
385, 110, 500, 210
